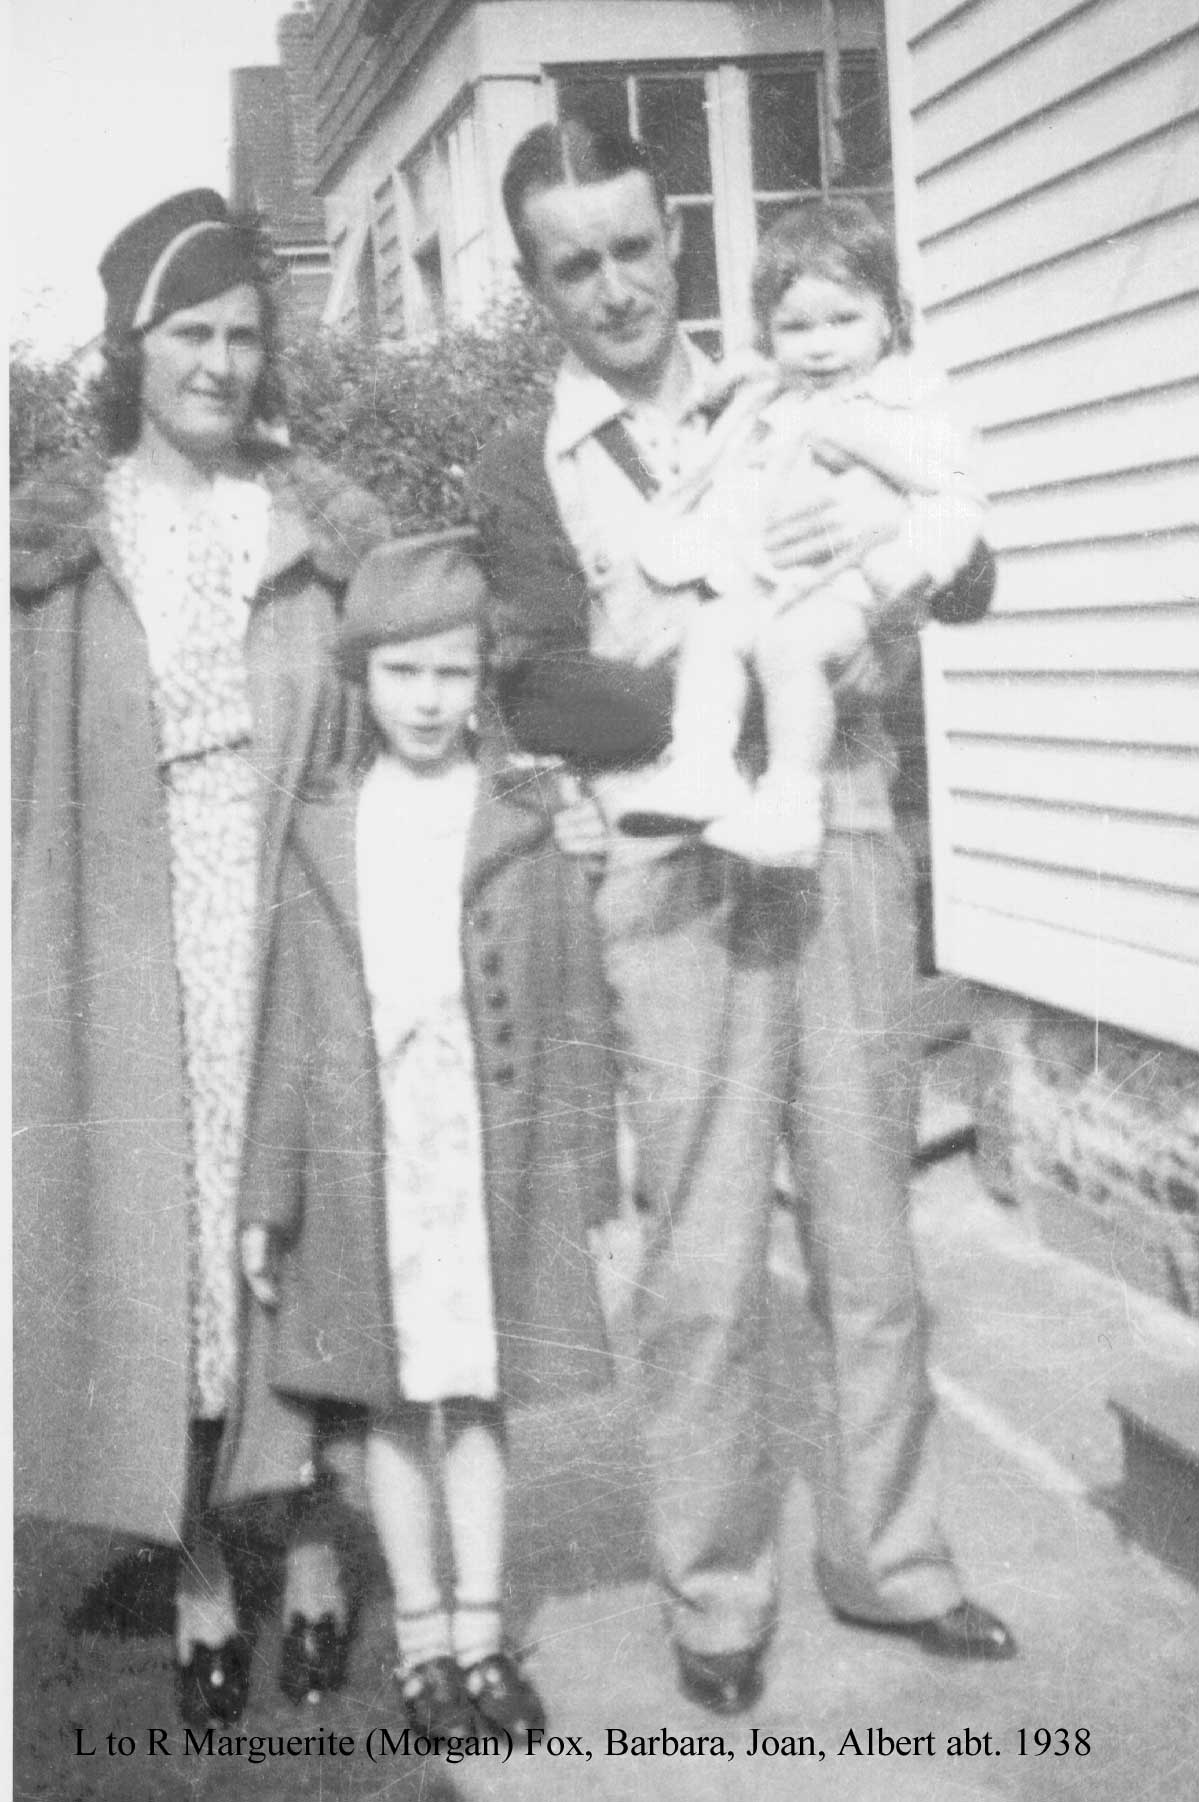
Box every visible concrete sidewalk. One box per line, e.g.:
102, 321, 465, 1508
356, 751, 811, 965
15, 1147, 1199, 1801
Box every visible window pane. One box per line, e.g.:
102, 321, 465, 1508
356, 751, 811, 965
834, 56, 892, 188
636, 77, 711, 194
556, 76, 630, 140
751, 68, 821, 192
674, 204, 719, 321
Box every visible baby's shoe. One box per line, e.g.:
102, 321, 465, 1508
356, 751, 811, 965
704, 775, 825, 868
618, 756, 753, 837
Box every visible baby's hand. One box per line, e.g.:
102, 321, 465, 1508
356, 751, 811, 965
241, 1224, 280, 1310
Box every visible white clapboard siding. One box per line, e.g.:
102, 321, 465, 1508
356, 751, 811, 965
945, 739, 1199, 821
895, 0, 1199, 1052
910, 0, 1192, 172
924, 207, 1199, 370
951, 296, 1199, 430
920, 115, 1199, 307
991, 535, 1199, 615
990, 466, 1197, 552
918, 36, 1199, 240
981, 384, 1199, 494
935, 609, 1199, 675
909, 0, 1101, 110
936, 672, 1199, 751
936, 908, 1199, 1051
948, 858, 1199, 966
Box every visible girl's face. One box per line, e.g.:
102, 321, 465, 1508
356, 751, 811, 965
769, 274, 891, 392
366, 625, 482, 772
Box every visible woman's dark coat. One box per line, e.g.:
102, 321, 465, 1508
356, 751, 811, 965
224, 751, 618, 1497
11, 453, 389, 1539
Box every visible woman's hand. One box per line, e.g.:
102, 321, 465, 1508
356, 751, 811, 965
765, 463, 905, 574
241, 1225, 280, 1309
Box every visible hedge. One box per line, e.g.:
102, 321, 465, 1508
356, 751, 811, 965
9, 294, 561, 526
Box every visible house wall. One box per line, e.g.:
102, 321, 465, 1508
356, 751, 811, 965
314, 0, 888, 336
887, 0, 1199, 1053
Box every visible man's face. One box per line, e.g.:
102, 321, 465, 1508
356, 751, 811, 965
518, 170, 682, 396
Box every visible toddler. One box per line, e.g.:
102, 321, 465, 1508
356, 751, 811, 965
620, 199, 984, 865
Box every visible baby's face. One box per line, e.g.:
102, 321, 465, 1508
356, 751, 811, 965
769, 275, 890, 392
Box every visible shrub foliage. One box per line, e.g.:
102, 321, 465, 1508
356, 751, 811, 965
9, 295, 561, 526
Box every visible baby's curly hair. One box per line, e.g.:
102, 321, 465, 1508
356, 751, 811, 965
752, 199, 912, 356
92, 213, 286, 456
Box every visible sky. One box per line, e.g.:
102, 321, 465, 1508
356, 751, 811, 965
10, 0, 296, 356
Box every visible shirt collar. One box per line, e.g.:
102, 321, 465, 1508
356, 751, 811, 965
547, 338, 717, 459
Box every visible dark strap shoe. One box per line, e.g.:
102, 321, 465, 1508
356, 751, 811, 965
834, 1598, 1017, 1660
674, 1643, 765, 1714
176, 1633, 252, 1728
396, 1656, 478, 1742
279, 1611, 352, 1704
462, 1651, 546, 1738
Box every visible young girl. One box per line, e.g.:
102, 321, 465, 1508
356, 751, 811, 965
235, 531, 618, 1741
620, 199, 985, 866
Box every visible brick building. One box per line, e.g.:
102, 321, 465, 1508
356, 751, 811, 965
231, 1, 332, 329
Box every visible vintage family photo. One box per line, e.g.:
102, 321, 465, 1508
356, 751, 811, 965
10, 2, 1198, 1798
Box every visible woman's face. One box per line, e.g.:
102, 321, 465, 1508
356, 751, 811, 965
138, 283, 265, 465
366, 626, 482, 772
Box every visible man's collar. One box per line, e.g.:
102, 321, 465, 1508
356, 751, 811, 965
548, 339, 717, 457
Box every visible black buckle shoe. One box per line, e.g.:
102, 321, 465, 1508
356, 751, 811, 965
674, 1643, 764, 1715
396, 1657, 478, 1742
176, 1634, 252, 1728
462, 1651, 546, 1738
833, 1598, 1018, 1661
279, 1611, 351, 1704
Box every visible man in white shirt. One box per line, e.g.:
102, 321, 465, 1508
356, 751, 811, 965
470, 119, 1013, 1714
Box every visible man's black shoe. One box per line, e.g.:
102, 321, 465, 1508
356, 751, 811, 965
674, 1643, 764, 1714
834, 1599, 1017, 1661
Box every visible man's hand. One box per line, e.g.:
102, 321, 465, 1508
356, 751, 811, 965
553, 772, 609, 870
764, 463, 905, 574
241, 1225, 280, 1309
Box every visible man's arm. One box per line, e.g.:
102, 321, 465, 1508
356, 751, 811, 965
468, 421, 672, 766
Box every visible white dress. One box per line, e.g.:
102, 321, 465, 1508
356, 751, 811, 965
106, 459, 270, 1417
356, 754, 499, 1402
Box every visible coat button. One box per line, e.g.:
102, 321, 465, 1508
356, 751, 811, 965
485, 988, 510, 1010
473, 908, 494, 932
493, 1062, 517, 1084
494, 1021, 514, 1046
481, 949, 503, 978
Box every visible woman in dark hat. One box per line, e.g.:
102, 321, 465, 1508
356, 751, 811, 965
11, 188, 389, 1725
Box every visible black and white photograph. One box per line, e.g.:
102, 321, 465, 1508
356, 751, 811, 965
10, 2, 1199, 1798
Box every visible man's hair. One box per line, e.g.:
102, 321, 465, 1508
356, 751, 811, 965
502, 118, 669, 271
751, 199, 912, 355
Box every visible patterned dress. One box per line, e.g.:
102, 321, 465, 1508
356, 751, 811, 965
107, 459, 270, 1417
356, 754, 499, 1403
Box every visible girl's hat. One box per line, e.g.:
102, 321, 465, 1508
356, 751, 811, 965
100, 189, 269, 339
339, 529, 488, 679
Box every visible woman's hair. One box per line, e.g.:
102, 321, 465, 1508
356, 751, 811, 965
92, 216, 286, 456
751, 199, 912, 356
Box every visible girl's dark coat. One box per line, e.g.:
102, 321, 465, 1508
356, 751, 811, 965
11, 453, 388, 1538
224, 751, 618, 1498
